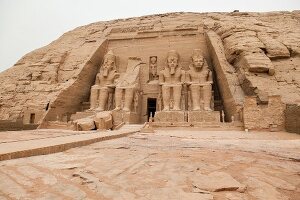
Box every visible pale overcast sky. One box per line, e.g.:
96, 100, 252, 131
0, 0, 299, 72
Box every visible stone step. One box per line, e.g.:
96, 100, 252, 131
70, 111, 95, 121
119, 124, 144, 131
44, 121, 74, 130
0, 129, 138, 161
81, 102, 90, 111
151, 122, 244, 131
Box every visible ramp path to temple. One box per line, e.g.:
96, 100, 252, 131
0, 128, 299, 199
0, 125, 142, 161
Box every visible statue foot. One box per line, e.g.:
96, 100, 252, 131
123, 107, 131, 112
192, 107, 201, 111
95, 108, 104, 112
172, 107, 181, 111
114, 107, 121, 111
162, 107, 170, 111
204, 107, 212, 111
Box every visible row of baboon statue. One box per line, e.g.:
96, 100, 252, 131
90, 49, 213, 112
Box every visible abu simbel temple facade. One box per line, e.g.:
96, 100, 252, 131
0, 11, 299, 133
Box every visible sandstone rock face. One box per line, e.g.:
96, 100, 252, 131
243, 95, 285, 131
0, 11, 299, 132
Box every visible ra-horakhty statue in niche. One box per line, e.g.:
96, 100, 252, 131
90, 50, 119, 111
149, 56, 158, 81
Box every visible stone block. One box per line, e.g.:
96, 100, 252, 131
75, 118, 95, 131
70, 111, 95, 121
112, 110, 140, 125
188, 111, 220, 123
285, 104, 300, 134
94, 111, 113, 130
243, 95, 285, 130
154, 111, 185, 123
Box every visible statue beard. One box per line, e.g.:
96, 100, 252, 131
102, 66, 110, 77
194, 65, 203, 71
169, 66, 176, 75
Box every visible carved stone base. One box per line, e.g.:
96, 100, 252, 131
188, 111, 220, 123
112, 110, 139, 125
154, 111, 185, 123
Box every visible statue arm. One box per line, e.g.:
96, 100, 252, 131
114, 72, 120, 80
181, 70, 186, 82
207, 70, 213, 82
186, 70, 192, 83
95, 74, 100, 85
159, 71, 164, 84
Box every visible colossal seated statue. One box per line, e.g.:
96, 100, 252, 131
114, 57, 142, 112
186, 49, 213, 111
90, 51, 119, 111
159, 50, 185, 111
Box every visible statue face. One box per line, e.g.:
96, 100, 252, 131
102, 57, 114, 77
192, 57, 204, 70
150, 57, 157, 64
167, 56, 178, 75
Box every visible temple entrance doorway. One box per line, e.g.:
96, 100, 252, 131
30, 113, 35, 124
147, 98, 157, 121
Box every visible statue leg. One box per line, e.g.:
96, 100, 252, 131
98, 87, 109, 111
190, 85, 200, 111
203, 84, 212, 111
173, 85, 182, 111
90, 88, 98, 109
114, 88, 123, 110
161, 85, 170, 111
123, 88, 134, 112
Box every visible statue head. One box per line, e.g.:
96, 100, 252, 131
150, 56, 157, 64
167, 50, 179, 75
150, 56, 157, 76
191, 49, 204, 70
101, 50, 116, 77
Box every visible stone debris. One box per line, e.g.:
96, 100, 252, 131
74, 117, 96, 131
245, 177, 290, 200
243, 167, 296, 191
191, 171, 245, 192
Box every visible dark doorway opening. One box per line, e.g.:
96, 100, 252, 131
147, 98, 157, 121
30, 113, 35, 124
45, 102, 50, 111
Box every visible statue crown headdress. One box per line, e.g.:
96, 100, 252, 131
104, 50, 116, 61
192, 49, 203, 60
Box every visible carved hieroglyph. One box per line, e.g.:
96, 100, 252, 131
159, 50, 185, 111
114, 57, 142, 112
90, 51, 119, 111
186, 49, 213, 111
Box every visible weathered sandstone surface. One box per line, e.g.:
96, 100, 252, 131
0, 129, 299, 199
